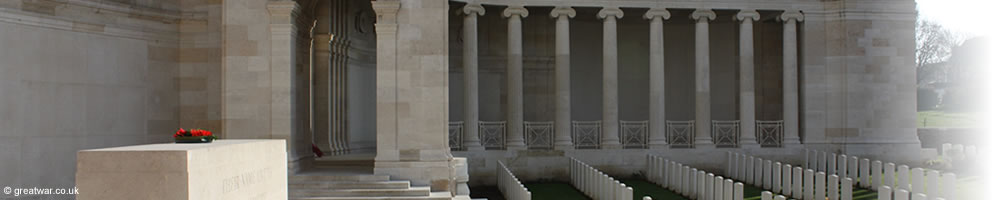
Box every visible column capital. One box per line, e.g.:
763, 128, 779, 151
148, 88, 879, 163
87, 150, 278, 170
734, 9, 760, 21
549, 6, 576, 18
372, 0, 401, 24
690, 9, 716, 21
597, 7, 623, 20
644, 8, 671, 20
462, 3, 485, 16
503, 5, 529, 18
779, 10, 804, 22
266, 0, 300, 17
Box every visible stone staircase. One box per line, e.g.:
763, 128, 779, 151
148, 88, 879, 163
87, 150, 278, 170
289, 155, 456, 200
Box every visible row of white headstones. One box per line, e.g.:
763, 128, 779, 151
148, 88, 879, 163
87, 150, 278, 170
941, 143, 977, 161
723, 152, 853, 200
726, 150, 958, 200
645, 154, 747, 200
496, 160, 531, 200
570, 157, 635, 200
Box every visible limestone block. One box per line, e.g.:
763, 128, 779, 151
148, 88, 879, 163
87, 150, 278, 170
76, 140, 288, 200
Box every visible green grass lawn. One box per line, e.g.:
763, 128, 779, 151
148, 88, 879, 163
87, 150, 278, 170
917, 110, 978, 127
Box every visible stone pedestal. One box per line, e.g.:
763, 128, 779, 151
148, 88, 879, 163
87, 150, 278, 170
76, 140, 288, 200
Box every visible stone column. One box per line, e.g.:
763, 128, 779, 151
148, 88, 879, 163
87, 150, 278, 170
598, 7, 624, 149
503, 6, 528, 149
735, 9, 760, 147
645, 8, 670, 149
550, 6, 576, 150
462, 4, 486, 150
780, 10, 804, 145
690, 9, 716, 146
266, 0, 299, 152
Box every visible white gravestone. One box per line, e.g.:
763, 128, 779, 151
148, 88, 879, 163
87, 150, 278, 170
878, 186, 892, 200
895, 189, 910, 200
773, 161, 782, 192
885, 162, 896, 188
764, 160, 773, 190
734, 182, 744, 200
898, 165, 910, 190
861, 158, 871, 188
804, 169, 814, 200
762, 191, 773, 200
829, 174, 839, 200
793, 167, 803, 199
828, 153, 837, 175
76, 140, 288, 200
926, 170, 939, 199
816, 172, 826, 200
873, 160, 883, 189
912, 168, 925, 194
842, 177, 853, 200
782, 164, 792, 196
838, 154, 848, 178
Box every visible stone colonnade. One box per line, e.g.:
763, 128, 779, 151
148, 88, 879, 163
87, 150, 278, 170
459, 4, 805, 149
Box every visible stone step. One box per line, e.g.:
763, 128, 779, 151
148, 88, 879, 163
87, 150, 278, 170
290, 186, 432, 197
290, 191, 452, 200
314, 160, 375, 167
290, 174, 391, 182
289, 180, 410, 190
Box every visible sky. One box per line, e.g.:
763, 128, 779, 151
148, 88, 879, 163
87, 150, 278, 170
915, 0, 997, 37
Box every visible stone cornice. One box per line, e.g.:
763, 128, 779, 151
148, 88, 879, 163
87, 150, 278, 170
689, 9, 716, 21
267, 0, 300, 18
449, 0, 825, 11
549, 6, 576, 18
0, 6, 178, 43
734, 9, 760, 21
643, 8, 670, 20
597, 7, 623, 20
779, 10, 804, 22
502, 6, 529, 18
462, 4, 486, 16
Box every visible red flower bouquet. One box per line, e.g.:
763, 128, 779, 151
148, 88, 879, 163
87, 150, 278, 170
173, 128, 218, 143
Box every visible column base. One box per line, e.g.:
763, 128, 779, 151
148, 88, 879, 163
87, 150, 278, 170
740, 139, 760, 148
783, 137, 802, 145
554, 145, 575, 150
506, 145, 527, 150
464, 145, 485, 151
740, 142, 761, 149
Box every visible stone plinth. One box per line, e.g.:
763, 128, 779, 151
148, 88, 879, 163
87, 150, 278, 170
76, 140, 288, 200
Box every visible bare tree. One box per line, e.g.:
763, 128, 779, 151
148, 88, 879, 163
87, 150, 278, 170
915, 18, 962, 84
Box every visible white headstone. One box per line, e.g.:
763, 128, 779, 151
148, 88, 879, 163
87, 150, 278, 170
697, 170, 705, 199
940, 143, 951, 157
842, 177, 853, 200
885, 162, 896, 188
775, 195, 787, 200
913, 193, 927, 200
764, 160, 773, 190
804, 149, 812, 169
898, 165, 910, 190
723, 178, 732, 200
829, 174, 840, 200
783, 164, 792, 196
838, 154, 848, 178
850, 156, 859, 181
804, 169, 814, 200
912, 168, 925, 194
895, 189, 911, 200
762, 191, 774, 200
706, 172, 715, 200
793, 167, 803, 199
873, 160, 884, 189
740, 154, 748, 181
734, 182, 744, 200
773, 161, 782, 193
683, 166, 691, 196
828, 153, 837, 174
926, 170, 939, 199
942, 173, 955, 200
816, 172, 826, 200
715, 176, 725, 200
861, 158, 871, 188
643, 196, 652, 200
818, 151, 827, 172
811, 150, 819, 171
878, 186, 892, 200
